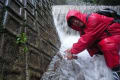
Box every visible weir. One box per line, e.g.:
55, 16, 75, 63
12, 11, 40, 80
0, 0, 60, 80
0, 0, 120, 80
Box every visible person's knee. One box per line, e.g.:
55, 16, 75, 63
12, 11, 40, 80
98, 38, 117, 51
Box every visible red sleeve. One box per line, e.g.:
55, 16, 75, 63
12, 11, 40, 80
70, 13, 113, 54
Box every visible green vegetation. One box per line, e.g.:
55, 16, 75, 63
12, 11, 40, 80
16, 32, 28, 53
85, 0, 120, 5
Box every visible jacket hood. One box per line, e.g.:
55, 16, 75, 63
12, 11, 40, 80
66, 10, 87, 31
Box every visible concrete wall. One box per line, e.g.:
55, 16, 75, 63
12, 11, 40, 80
0, 0, 60, 80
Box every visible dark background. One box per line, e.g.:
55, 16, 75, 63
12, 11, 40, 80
53, 0, 120, 5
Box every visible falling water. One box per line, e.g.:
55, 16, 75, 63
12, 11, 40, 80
41, 5, 120, 80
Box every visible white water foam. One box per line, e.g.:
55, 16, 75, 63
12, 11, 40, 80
52, 5, 113, 80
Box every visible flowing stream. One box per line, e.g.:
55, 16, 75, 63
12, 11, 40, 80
41, 5, 120, 80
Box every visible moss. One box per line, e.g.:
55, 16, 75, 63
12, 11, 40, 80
0, 75, 3, 80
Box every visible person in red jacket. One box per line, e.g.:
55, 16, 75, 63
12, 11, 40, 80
65, 10, 120, 79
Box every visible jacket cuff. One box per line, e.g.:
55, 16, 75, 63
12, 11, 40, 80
70, 49, 79, 54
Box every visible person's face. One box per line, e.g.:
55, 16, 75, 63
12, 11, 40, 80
71, 17, 84, 28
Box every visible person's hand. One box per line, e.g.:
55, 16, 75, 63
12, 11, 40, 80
64, 48, 71, 54
64, 49, 78, 60
64, 49, 73, 60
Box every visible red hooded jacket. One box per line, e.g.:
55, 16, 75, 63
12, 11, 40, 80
66, 10, 120, 57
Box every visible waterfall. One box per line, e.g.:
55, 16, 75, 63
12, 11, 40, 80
41, 5, 120, 80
